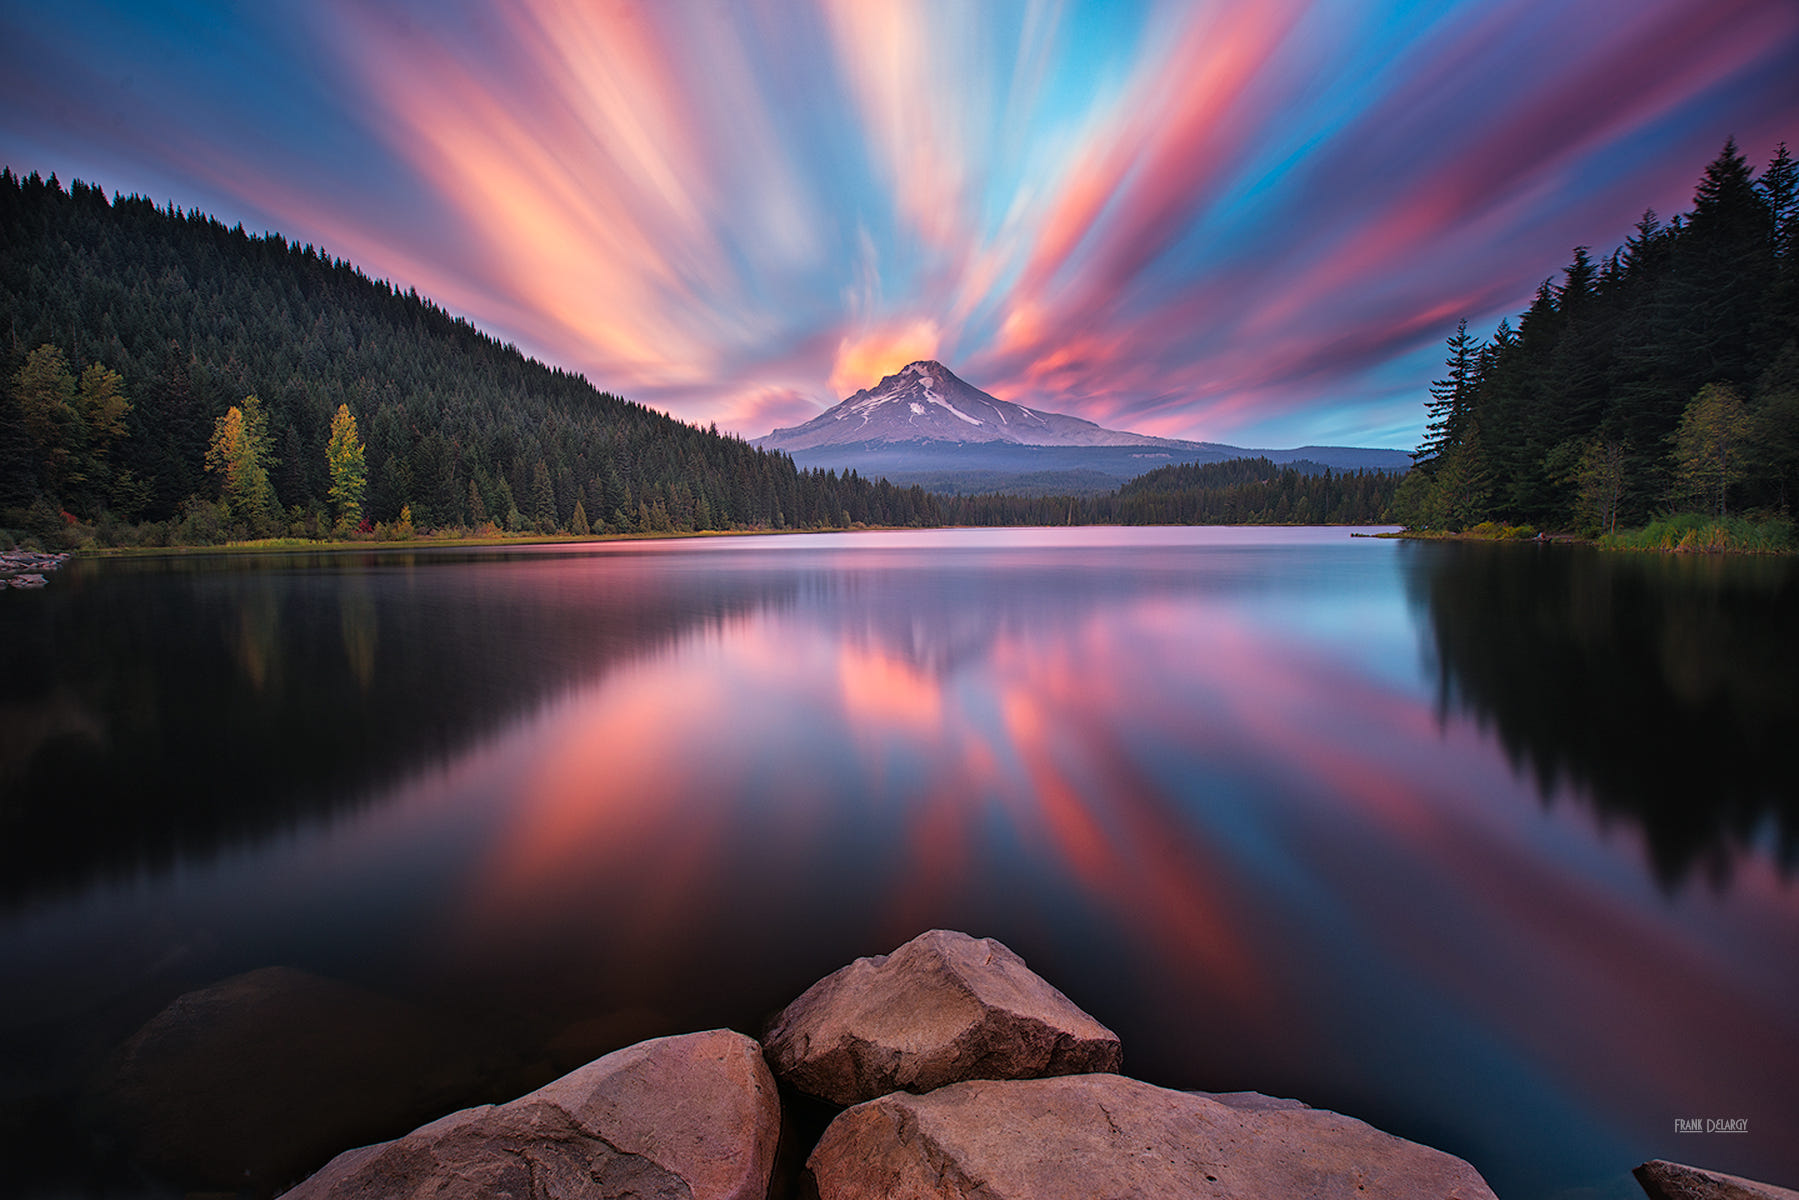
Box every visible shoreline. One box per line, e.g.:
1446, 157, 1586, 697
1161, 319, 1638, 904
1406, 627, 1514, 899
0, 549, 72, 587
71, 524, 913, 560
1369, 528, 1796, 556
51, 522, 1398, 561
19, 519, 1790, 563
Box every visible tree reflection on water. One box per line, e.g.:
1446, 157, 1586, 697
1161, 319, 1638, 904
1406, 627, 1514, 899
1408, 540, 1799, 888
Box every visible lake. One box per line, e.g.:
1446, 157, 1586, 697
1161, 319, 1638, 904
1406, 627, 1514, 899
2, 527, 1795, 1199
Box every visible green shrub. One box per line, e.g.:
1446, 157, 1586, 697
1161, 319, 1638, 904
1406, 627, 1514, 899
1464, 521, 1537, 540
1601, 512, 1793, 553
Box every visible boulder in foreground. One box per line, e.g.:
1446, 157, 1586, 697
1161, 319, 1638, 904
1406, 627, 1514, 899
1635, 1159, 1799, 1200
764, 929, 1120, 1105
282, 1028, 779, 1200
807, 1073, 1499, 1200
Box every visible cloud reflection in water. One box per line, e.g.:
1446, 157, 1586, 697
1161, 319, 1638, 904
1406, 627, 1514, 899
419, 534, 1796, 1198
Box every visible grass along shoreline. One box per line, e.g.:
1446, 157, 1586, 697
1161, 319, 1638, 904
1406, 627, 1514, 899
1380, 511, 1794, 553
66, 523, 914, 559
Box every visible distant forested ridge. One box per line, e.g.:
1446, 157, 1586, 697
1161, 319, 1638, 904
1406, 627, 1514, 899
938, 457, 1402, 526
0, 168, 935, 542
1399, 138, 1799, 535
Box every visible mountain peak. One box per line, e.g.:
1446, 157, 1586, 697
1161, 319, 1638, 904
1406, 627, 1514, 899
757, 361, 1190, 453
872, 359, 949, 389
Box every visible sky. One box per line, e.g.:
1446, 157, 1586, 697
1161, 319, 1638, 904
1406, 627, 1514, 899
2, 1, 1795, 449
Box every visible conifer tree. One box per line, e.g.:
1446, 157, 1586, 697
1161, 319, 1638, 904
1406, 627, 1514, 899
1417, 319, 1479, 468
1757, 143, 1796, 254
530, 460, 556, 531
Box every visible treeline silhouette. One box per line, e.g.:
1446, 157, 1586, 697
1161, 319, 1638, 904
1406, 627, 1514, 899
1400, 137, 1799, 533
939, 457, 1401, 526
0, 168, 936, 541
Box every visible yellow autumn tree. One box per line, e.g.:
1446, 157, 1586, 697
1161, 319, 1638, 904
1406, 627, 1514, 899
206, 394, 276, 530
325, 404, 367, 533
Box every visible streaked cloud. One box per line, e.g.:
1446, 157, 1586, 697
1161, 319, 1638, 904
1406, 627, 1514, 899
1, 0, 1793, 446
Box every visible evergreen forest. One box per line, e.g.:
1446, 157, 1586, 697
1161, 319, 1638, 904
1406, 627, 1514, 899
1398, 137, 1799, 541
1, 167, 1409, 547
938, 457, 1401, 527
0, 168, 938, 544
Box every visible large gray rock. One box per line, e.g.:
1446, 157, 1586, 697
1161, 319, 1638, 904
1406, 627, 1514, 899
283, 1029, 780, 1200
1635, 1160, 1799, 1200
764, 930, 1120, 1106
807, 1074, 1499, 1200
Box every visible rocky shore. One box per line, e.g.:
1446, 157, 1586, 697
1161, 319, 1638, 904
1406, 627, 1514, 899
199, 929, 1784, 1199
0, 549, 70, 588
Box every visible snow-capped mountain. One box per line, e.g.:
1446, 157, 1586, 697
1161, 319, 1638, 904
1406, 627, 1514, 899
755, 360, 1415, 490
757, 361, 1192, 451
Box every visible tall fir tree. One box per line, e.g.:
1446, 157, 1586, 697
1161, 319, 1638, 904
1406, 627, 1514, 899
1417, 319, 1480, 469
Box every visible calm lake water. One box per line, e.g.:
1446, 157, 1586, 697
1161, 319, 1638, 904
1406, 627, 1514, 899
2, 527, 1795, 1199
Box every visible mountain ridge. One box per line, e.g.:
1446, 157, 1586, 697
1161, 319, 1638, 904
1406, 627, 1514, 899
757, 360, 1412, 485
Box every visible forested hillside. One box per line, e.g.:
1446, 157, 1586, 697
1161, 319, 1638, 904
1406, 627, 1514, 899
939, 457, 1401, 526
0, 169, 935, 543
1399, 138, 1799, 535
0, 169, 1402, 545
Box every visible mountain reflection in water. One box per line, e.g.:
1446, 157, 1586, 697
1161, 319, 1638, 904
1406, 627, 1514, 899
0, 529, 1794, 1200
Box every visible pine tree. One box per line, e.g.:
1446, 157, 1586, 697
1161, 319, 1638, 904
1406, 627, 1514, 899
1418, 319, 1479, 468
1435, 418, 1494, 530
1757, 142, 1796, 254
1679, 138, 1774, 385
530, 459, 557, 531
468, 479, 489, 528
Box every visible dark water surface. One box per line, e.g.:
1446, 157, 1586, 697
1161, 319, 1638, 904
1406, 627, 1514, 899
3, 528, 1795, 1198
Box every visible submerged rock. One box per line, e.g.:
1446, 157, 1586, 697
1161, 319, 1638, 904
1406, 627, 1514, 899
0, 550, 69, 588
98, 966, 508, 1190
807, 1073, 1500, 1200
764, 929, 1120, 1106
282, 1028, 780, 1200
1635, 1159, 1799, 1200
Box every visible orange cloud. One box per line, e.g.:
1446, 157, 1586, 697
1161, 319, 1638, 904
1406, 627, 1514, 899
829, 318, 942, 399
712, 385, 824, 436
